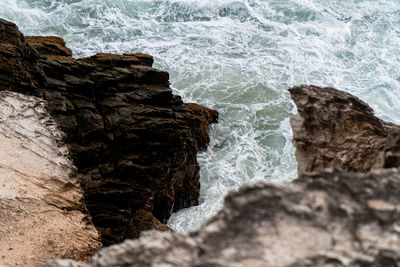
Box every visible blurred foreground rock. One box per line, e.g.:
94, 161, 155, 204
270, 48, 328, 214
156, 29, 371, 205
43, 167, 400, 267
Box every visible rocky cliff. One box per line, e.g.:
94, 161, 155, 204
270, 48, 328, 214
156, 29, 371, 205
44, 85, 400, 266
0, 17, 217, 265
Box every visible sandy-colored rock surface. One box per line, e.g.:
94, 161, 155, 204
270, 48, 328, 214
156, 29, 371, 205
0, 91, 101, 267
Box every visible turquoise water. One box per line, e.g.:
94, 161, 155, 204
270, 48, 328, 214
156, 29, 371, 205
2, 0, 400, 232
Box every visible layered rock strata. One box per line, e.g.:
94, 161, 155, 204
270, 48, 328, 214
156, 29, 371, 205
0, 16, 218, 249
44, 85, 400, 266
0, 91, 101, 266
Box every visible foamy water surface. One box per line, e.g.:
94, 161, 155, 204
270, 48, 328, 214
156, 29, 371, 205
1, 0, 399, 232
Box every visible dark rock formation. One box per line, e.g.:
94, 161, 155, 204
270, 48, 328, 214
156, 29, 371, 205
289, 85, 400, 174
0, 19, 46, 94
0, 18, 218, 245
43, 85, 400, 266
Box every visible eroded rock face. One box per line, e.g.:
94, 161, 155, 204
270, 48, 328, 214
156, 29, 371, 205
0, 91, 101, 267
43, 168, 400, 267
289, 85, 400, 174
0, 18, 218, 245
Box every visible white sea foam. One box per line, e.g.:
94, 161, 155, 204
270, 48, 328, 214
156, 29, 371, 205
1, 0, 400, 232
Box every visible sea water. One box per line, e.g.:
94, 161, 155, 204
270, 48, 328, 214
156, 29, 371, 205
1, 0, 399, 232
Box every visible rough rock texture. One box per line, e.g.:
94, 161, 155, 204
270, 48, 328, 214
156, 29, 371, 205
0, 19, 46, 94
289, 85, 400, 174
43, 168, 400, 267
0, 91, 101, 267
44, 85, 400, 267
0, 18, 218, 245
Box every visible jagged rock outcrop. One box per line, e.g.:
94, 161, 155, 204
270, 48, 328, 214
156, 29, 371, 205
0, 91, 101, 267
289, 85, 400, 174
44, 85, 400, 267
0, 16, 218, 251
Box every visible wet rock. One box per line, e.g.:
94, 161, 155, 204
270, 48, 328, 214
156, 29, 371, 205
289, 85, 400, 174
185, 103, 219, 149
0, 18, 218, 246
